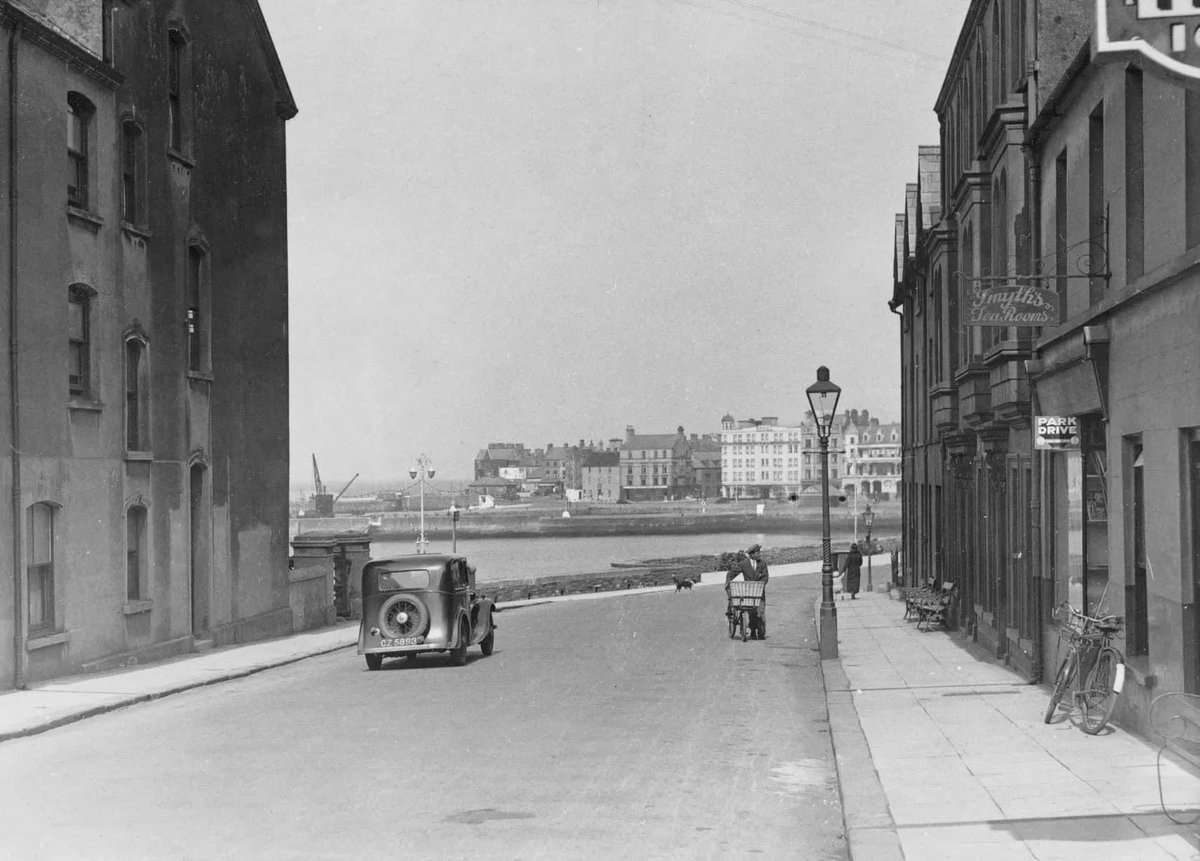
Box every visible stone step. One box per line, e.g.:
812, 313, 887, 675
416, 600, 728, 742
192, 638, 214, 653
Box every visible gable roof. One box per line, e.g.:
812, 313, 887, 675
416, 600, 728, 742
245, 0, 298, 119
623, 433, 686, 452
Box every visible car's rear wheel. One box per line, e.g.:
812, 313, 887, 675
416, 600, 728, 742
450, 619, 469, 666
365, 653, 383, 671
480, 627, 495, 656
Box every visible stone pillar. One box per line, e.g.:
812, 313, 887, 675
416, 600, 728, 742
289, 534, 338, 632
333, 532, 373, 619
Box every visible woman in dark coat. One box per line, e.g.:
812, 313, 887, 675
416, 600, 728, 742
843, 543, 864, 599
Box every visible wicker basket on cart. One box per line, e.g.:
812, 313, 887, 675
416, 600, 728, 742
727, 579, 766, 609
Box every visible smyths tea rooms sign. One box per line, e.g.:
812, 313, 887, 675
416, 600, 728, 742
1096, 1, 1200, 86
962, 281, 1062, 327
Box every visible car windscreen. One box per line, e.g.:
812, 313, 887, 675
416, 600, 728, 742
376, 569, 431, 591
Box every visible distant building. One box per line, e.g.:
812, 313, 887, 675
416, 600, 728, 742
473, 443, 528, 480
620, 426, 696, 501
691, 438, 723, 500
842, 411, 902, 500
580, 451, 621, 501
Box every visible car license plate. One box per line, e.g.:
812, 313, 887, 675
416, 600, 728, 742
379, 637, 420, 647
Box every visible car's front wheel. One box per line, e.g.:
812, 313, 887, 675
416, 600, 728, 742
480, 627, 495, 656
449, 619, 469, 666
365, 653, 383, 671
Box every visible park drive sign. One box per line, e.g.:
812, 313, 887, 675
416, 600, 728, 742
1035, 416, 1081, 451
1095, 1, 1200, 85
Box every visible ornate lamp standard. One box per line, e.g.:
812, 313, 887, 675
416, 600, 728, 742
806, 366, 842, 659
863, 504, 875, 594
409, 454, 435, 554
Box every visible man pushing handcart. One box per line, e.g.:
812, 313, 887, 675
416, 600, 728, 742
724, 543, 769, 641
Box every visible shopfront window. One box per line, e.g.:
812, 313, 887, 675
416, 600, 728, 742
1057, 423, 1110, 617
1082, 420, 1110, 616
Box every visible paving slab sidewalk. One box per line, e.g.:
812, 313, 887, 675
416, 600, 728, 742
821, 590, 1200, 860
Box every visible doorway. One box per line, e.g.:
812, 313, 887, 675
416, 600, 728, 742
189, 462, 211, 636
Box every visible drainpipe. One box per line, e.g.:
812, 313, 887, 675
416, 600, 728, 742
7, 20, 25, 689
1025, 148, 1044, 685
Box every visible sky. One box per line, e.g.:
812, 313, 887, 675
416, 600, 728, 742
256, 0, 968, 491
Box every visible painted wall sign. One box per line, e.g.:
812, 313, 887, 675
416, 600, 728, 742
1035, 416, 1081, 451
962, 281, 1062, 327
1095, 0, 1200, 86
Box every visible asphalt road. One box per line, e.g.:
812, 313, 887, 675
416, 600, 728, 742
0, 576, 846, 860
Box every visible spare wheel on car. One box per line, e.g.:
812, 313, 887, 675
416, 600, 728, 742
379, 593, 428, 639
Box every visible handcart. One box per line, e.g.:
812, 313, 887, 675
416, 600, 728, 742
726, 580, 766, 642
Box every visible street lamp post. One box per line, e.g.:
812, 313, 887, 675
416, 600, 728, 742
863, 504, 875, 594
806, 365, 842, 660
408, 454, 436, 554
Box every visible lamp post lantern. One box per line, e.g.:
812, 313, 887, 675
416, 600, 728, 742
863, 504, 875, 594
806, 365, 842, 660
409, 454, 435, 554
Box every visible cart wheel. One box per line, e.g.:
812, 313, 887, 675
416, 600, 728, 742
740, 613, 748, 642
728, 612, 738, 639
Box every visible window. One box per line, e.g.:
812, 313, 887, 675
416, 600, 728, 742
995, 2, 1006, 105
1188, 432, 1200, 693
1088, 103, 1106, 305
1187, 90, 1200, 249
27, 503, 55, 635
68, 285, 92, 397
168, 30, 187, 152
1126, 69, 1144, 281
1126, 439, 1148, 659
127, 505, 147, 600
67, 92, 94, 208
125, 338, 149, 451
121, 121, 145, 225
1055, 148, 1068, 299
187, 245, 208, 373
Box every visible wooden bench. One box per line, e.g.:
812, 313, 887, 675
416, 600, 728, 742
1149, 692, 1200, 824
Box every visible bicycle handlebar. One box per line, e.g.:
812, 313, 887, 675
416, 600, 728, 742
1053, 601, 1123, 629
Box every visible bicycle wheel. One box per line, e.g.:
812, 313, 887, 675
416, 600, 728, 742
1081, 647, 1124, 734
1044, 651, 1079, 724
740, 611, 748, 642
728, 610, 737, 639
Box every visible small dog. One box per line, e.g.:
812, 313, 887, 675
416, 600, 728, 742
673, 576, 695, 592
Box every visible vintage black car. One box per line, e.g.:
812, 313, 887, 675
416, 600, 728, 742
358, 554, 496, 670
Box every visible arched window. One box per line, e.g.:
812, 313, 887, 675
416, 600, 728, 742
960, 225, 976, 367
127, 504, 148, 600
67, 92, 95, 208
125, 337, 150, 451
27, 503, 56, 634
68, 284, 95, 398
167, 29, 190, 154
995, 2, 1007, 104
187, 244, 210, 373
121, 120, 146, 225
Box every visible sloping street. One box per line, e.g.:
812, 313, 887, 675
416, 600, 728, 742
0, 576, 843, 861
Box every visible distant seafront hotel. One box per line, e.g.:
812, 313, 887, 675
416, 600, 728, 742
719, 412, 900, 501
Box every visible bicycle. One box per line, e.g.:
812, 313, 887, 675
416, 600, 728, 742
1043, 602, 1126, 734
